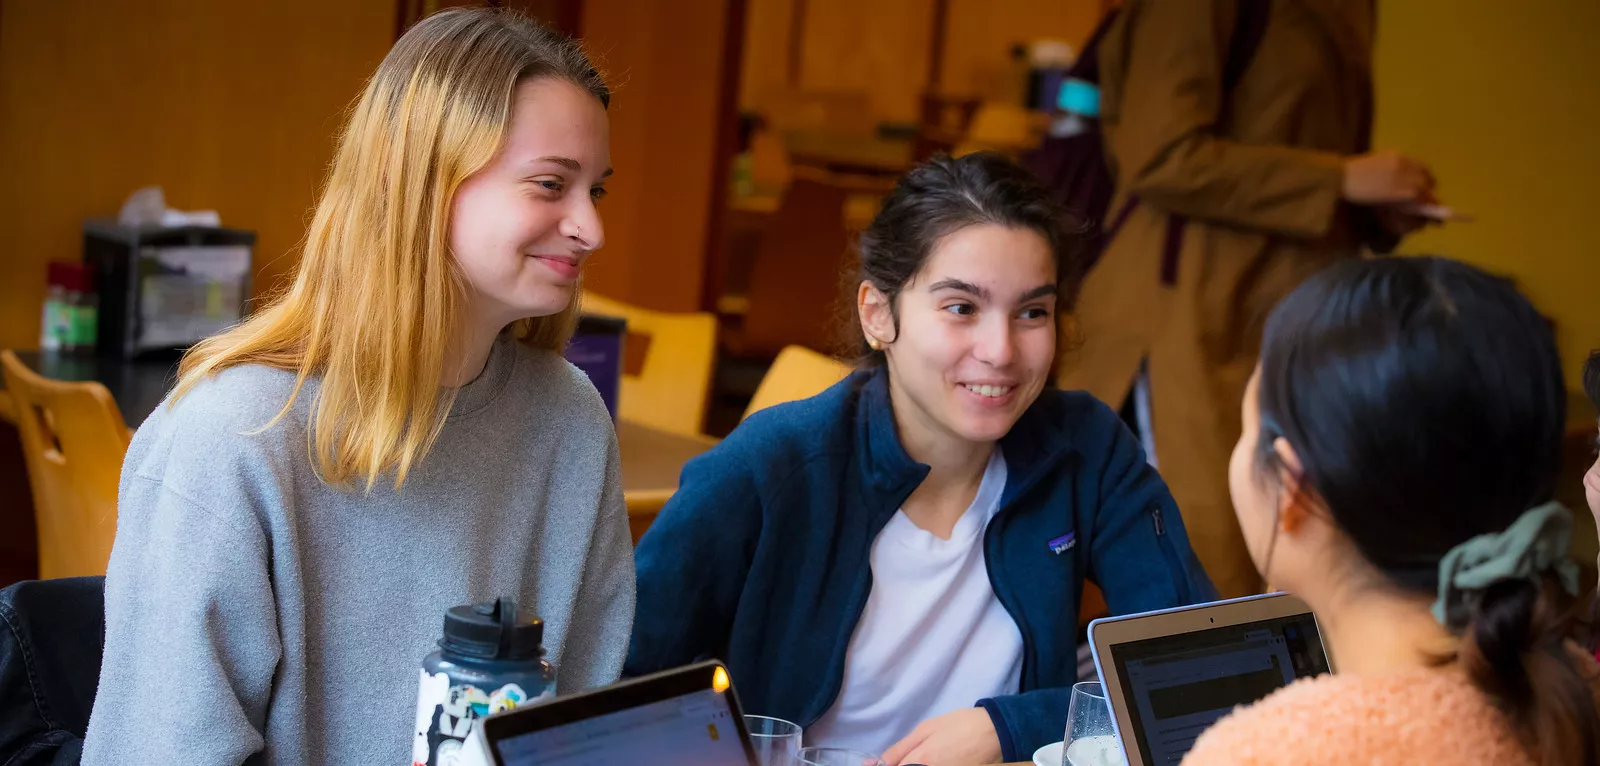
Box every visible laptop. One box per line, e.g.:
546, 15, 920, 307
1088, 593, 1333, 766
565, 313, 627, 422
480, 661, 757, 766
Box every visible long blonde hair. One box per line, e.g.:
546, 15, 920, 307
173, 8, 609, 490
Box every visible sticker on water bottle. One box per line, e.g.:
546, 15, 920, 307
413, 670, 553, 766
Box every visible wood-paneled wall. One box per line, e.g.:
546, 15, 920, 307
579, 0, 733, 312
0, 0, 1099, 347
939, 0, 1101, 102
0, 0, 395, 352
0, 0, 735, 339
740, 0, 1101, 126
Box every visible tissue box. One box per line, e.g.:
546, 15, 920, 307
83, 220, 256, 358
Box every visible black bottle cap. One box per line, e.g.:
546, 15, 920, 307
439, 597, 545, 661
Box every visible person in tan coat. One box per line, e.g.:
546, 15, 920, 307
1059, 0, 1438, 597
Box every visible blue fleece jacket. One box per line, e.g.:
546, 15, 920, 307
627, 369, 1215, 761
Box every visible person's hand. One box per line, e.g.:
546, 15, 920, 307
1342, 150, 1435, 205
881, 707, 1002, 766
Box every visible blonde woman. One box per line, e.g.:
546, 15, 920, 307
81, 10, 632, 765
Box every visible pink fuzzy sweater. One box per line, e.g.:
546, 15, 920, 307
1181, 658, 1600, 766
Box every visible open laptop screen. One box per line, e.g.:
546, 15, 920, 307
1110, 613, 1329, 765
491, 684, 749, 766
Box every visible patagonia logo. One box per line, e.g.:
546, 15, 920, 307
1048, 532, 1077, 555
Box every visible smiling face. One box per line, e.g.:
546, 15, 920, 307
449, 76, 611, 332
860, 223, 1058, 448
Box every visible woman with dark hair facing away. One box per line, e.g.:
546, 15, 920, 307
628, 152, 1214, 766
1581, 352, 1600, 579
1580, 352, 1600, 661
1183, 257, 1600, 765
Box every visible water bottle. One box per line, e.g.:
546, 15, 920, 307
1049, 77, 1101, 138
40, 264, 68, 351
412, 597, 556, 766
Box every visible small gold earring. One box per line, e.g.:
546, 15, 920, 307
867, 336, 882, 350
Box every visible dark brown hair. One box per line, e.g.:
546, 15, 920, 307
850, 151, 1076, 366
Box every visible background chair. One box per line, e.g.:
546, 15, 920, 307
580, 294, 717, 437
0, 351, 128, 580
721, 170, 898, 361
743, 345, 853, 420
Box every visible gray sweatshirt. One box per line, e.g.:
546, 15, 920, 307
81, 338, 635, 765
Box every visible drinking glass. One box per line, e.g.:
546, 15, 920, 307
1062, 681, 1126, 766
745, 715, 802, 766
796, 746, 887, 766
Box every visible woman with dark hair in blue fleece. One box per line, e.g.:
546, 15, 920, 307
627, 152, 1214, 766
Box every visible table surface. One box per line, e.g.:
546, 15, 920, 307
0, 351, 713, 496
782, 130, 914, 175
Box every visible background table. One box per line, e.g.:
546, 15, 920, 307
782, 130, 914, 176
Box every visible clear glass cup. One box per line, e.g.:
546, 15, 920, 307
797, 747, 887, 766
1062, 681, 1126, 766
745, 715, 803, 766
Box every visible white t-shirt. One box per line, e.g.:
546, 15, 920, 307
806, 449, 1022, 754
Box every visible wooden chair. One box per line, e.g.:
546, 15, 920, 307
0, 351, 130, 579
581, 293, 717, 437
720, 175, 850, 359
722, 169, 895, 360
953, 102, 1043, 159
743, 345, 853, 419
913, 92, 983, 161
